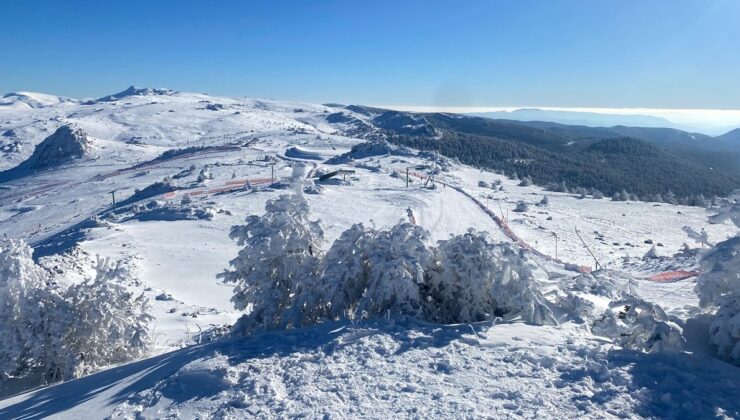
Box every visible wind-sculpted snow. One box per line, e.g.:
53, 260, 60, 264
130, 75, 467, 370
2, 318, 738, 419
592, 296, 686, 352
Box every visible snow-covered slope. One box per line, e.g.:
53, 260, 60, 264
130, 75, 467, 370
2, 317, 739, 419
0, 91, 76, 109
0, 88, 738, 417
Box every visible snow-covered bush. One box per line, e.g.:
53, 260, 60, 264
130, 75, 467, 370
312, 222, 434, 322
478, 180, 489, 188
513, 201, 529, 212
0, 240, 151, 390
426, 230, 556, 325
0, 239, 51, 384
707, 295, 740, 362
592, 295, 685, 352
545, 181, 569, 193
197, 167, 213, 182
694, 191, 739, 362
47, 259, 151, 381
221, 193, 324, 334
590, 188, 605, 199
642, 246, 659, 260
518, 176, 533, 187
695, 237, 740, 362
352, 223, 434, 319
224, 195, 566, 336
536, 195, 549, 207
310, 223, 375, 321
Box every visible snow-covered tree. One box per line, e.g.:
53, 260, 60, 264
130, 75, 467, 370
341, 223, 435, 319
590, 189, 605, 199
222, 193, 324, 334
518, 176, 533, 187
310, 223, 375, 321
0, 239, 52, 384
0, 240, 151, 389
197, 167, 213, 182
536, 195, 550, 207
50, 259, 151, 381
642, 246, 659, 260
426, 230, 556, 325
664, 190, 677, 204
694, 190, 740, 362
513, 201, 529, 212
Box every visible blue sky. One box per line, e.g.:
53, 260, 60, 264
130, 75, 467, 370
1, 0, 739, 109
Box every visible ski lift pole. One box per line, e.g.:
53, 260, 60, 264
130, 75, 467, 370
575, 227, 600, 270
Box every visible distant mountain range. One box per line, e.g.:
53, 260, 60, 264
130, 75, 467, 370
469, 109, 674, 129
334, 105, 740, 200
468, 108, 740, 137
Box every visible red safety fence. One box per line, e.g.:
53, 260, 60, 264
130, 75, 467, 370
648, 270, 700, 283
383, 165, 592, 273
163, 177, 275, 199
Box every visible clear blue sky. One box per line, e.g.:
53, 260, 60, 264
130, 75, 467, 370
1, 0, 739, 108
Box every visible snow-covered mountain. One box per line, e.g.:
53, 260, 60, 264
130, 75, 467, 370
0, 88, 738, 418
470, 108, 675, 128
0, 91, 77, 109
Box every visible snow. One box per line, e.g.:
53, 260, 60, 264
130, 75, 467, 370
1, 319, 738, 419
0, 87, 738, 417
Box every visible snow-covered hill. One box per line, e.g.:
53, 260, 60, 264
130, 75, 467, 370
0, 88, 737, 418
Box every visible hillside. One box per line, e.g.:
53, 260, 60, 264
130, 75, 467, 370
334, 108, 739, 198
718, 128, 740, 144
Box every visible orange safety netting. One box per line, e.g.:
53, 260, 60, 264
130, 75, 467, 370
647, 270, 700, 283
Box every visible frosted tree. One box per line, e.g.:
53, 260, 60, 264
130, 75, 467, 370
682, 225, 712, 247
663, 190, 677, 204
221, 192, 324, 334
50, 259, 151, 381
311, 223, 375, 321
0, 240, 152, 389
694, 190, 740, 362
426, 230, 556, 325
513, 201, 529, 212
0, 239, 53, 383
353, 223, 434, 319
197, 167, 213, 182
